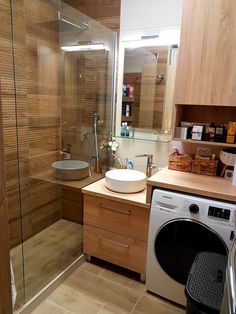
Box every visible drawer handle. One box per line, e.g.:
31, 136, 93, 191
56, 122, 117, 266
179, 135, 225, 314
99, 236, 129, 249
98, 202, 131, 215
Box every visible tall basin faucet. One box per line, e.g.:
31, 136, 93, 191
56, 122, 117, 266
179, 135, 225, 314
135, 154, 156, 178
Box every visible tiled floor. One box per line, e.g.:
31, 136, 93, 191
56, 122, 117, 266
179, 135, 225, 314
11, 219, 83, 310
31, 259, 185, 314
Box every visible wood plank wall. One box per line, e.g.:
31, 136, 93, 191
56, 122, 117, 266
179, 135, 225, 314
63, 0, 121, 32
0, 0, 63, 249
0, 82, 12, 313
63, 0, 121, 129
1, 0, 121, 250
61, 0, 121, 218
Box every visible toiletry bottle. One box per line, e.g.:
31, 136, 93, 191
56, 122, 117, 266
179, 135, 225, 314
209, 122, 215, 142
129, 126, 134, 138
126, 159, 134, 169
126, 104, 130, 117
120, 122, 126, 137
232, 163, 236, 187
215, 124, 224, 142
123, 122, 129, 137
126, 84, 129, 96
123, 84, 126, 96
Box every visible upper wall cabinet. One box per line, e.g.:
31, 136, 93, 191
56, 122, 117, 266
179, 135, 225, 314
175, 0, 236, 106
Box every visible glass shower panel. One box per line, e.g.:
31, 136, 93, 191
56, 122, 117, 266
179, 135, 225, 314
9, 0, 116, 310
0, 0, 25, 310
60, 2, 116, 174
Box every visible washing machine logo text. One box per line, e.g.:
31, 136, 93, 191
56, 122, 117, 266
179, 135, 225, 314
162, 195, 173, 200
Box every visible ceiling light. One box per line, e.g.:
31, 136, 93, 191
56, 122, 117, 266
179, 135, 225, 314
61, 43, 105, 51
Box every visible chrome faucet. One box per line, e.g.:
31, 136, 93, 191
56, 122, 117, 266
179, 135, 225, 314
135, 154, 156, 178
60, 144, 72, 160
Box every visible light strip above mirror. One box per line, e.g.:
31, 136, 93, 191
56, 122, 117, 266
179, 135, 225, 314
61, 43, 105, 51
123, 30, 180, 48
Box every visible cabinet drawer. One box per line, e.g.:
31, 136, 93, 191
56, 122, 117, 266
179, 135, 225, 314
83, 224, 147, 274
83, 195, 149, 241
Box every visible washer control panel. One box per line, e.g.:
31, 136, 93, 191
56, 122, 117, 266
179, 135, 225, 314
152, 189, 236, 227
189, 204, 199, 214
208, 206, 231, 220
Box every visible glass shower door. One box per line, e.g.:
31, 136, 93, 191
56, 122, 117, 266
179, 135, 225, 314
7, 0, 116, 310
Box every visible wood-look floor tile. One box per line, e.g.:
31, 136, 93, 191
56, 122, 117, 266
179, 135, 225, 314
100, 269, 146, 295
98, 303, 130, 314
80, 261, 104, 276
65, 269, 140, 312
31, 300, 66, 314
48, 283, 105, 313
132, 295, 185, 314
11, 219, 83, 304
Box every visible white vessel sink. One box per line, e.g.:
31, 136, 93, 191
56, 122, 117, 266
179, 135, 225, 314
105, 169, 146, 193
51, 160, 89, 180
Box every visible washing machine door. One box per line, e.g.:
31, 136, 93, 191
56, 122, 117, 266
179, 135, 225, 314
155, 219, 228, 285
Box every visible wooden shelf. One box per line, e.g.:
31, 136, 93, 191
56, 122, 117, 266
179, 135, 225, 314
174, 138, 236, 148
122, 96, 134, 102
121, 116, 134, 122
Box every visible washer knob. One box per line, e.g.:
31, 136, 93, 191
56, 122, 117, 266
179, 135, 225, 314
189, 204, 199, 214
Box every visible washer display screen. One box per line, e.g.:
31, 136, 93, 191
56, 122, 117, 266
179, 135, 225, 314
208, 206, 231, 220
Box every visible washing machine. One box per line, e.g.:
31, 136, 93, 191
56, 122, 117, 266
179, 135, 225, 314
146, 189, 236, 306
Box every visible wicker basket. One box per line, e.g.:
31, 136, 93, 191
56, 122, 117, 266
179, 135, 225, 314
168, 154, 192, 172
191, 158, 218, 176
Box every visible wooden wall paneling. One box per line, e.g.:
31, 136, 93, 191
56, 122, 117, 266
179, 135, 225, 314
0, 81, 12, 312
25, 0, 63, 239
63, 0, 121, 32
175, 0, 236, 105
62, 186, 83, 224
62, 49, 111, 168
176, 105, 236, 125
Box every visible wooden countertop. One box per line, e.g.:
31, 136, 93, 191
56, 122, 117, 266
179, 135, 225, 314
146, 168, 236, 203
82, 178, 149, 209
32, 171, 103, 189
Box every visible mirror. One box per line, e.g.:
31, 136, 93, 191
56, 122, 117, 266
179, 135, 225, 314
122, 44, 178, 131
116, 33, 180, 141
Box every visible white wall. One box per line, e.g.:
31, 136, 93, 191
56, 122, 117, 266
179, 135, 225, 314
115, 0, 183, 174
120, 0, 183, 40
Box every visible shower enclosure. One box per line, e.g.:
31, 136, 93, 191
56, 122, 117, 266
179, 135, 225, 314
2, 0, 116, 311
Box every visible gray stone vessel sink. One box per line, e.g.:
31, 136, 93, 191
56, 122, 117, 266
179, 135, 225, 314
51, 160, 89, 180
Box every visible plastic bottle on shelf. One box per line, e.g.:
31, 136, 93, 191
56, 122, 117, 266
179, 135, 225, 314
129, 126, 134, 138
126, 104, 130, 117
120, 122, 126, 137
125, 84, 129, 96
126, 125, 129, 137
123, 84, 126, 96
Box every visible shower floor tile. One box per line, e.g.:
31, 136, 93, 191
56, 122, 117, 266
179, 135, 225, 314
11, 219, 83, 310
31, 259, 185, 314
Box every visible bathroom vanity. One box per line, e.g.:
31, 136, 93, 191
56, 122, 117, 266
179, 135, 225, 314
82, 167, 236, 283
82, 179, 149, 280
146, 168, 236, 204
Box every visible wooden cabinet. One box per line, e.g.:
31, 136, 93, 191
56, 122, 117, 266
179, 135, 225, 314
173, 0, 236, 147
175, 0, 236, 106
83, 194, 149, 277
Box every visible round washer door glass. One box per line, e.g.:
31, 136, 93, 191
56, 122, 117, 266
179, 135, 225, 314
155, 219, 228, 285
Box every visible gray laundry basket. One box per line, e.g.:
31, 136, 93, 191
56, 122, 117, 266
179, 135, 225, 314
185, 252, 227, 314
